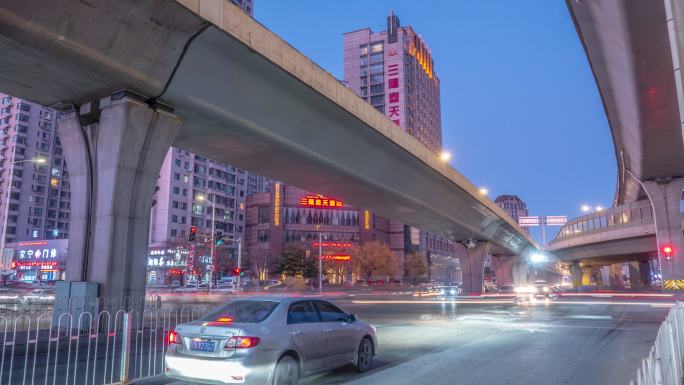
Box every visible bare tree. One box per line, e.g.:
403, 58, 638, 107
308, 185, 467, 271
405, 251, 427, 285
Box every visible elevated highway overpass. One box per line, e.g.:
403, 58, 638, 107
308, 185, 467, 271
0, 0, 536, 297
557, 0, 684, 287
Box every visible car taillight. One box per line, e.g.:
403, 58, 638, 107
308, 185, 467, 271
168, 331, 180, 345
224, 336, 260, 350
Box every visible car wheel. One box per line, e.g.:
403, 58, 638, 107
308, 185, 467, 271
356, 337, 373, 373
272, 355, 298, 385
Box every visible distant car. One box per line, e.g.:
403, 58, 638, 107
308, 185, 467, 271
437, 286, 461, 296
498, 285, 515, 294
22, 289, 55, 304
165, 297, 378, 385
0, 288, 19, 303
174, 284, 199, 293
515, 280, 558, 300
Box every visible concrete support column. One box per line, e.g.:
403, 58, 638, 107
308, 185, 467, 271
570, 262, 582, 289
491, 255, 516, 288
58, 94, 181, 301
455, 242, 489, 294
639, 260, 651, 287
629, 261, 642, 289
599, 266, 610, 288
643, 178, 684, 285
610, 264, 624, 289
581, 267, 593, 286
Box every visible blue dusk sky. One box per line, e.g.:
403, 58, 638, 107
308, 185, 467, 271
254, 0, 615, 244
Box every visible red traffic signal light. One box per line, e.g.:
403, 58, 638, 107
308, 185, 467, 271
232, 268, 241, 276
663, 245, 674, 259
189, 226, 198, 242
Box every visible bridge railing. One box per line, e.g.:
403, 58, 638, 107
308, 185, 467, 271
551, 200, 655, 243
0, 299, 211, 385
631, 302, 684, 385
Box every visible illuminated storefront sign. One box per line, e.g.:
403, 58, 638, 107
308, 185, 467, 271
15, 261, 59, 270
364, 210, 370, 230
311, 241, 353, 249
147, 247, 188, 268
13, 239, 67, 271
274, 182, 281, 226
320, 255, 351, 262
299, 195, 344, 208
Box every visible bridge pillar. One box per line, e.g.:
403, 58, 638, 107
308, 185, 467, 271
628, 262, 643, 289
643, 177, 684, 287
58, 93, 181, 303
570, 262, 582, 289
491, 255, 516, 289
455, 242, 488, 294
610, 264, 624, 288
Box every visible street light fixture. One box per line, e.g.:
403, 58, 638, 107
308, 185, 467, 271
530, 252, 547, 264
581, 204, 604, 213
478, 187, 489, 196
0, 156, 48, 275
439, 150, 451, 162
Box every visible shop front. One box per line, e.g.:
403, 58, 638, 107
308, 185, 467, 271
146, 246, 188, 286
11, 240, 67, 282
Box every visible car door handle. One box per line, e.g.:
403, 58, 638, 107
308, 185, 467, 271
325, 328, 335, 333
291, 330, 303, 335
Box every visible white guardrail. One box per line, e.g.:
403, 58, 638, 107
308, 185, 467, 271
632, 302, 684, 385
0, 299, 210, 385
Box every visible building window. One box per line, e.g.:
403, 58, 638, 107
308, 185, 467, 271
174, 173, 180, 181
32, 230, 39, 238
172, 201, 179, 209
257, 230, 269, 243
360, 55, 369, 65
170, 229, 177, 237
360, 87, 368, 97
370, 63, 383, 74
371, 84, 384, 94
370, 74, 384, 84
258, 206, 269, 224
174, 159, 181, 167
173, 187, 180, 195
171, 215, 178, 223
370, 95, 384, 106
360, 44, 368, 55
360, 66, 368, 77
370, 42, 383, 53
360, 77, 368, 87
370, 52, 384, 64
192, 203, 204, 215
374, 105, 385, 113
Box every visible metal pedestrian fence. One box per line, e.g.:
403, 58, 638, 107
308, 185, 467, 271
0, 299, 210, 385
631, 302, 684, 385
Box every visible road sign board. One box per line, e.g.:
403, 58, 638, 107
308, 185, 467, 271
545, 216, 568, 226
518, 216, 540, 227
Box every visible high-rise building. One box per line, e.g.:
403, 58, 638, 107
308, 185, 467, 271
246, 172, 274, 196
344, 11, 441, 152
495, 195, 529, 229
231, 0, 254, 16
344, 12, 454, 275
0, 94, 69, 243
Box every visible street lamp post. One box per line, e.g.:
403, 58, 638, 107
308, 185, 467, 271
0, 155, 46, 276
319, 231, 323, 294
198, 195, 216, 289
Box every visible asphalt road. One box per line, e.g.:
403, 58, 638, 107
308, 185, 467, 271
151, 296, 670, 385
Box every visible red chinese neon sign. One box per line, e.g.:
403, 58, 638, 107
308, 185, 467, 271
299, 195, 344, 208
312, 241, 353, 249
320, 255, 351, 261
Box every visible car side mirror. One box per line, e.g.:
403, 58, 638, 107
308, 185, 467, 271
348, 313, 357, 322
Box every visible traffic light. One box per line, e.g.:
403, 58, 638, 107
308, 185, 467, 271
215, 230, 224, 246
189, 226, 197, 242
663, 244, 674, 260
232, 267, 240, 276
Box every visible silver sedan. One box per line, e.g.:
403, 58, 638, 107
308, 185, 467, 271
164, 297, 378, 385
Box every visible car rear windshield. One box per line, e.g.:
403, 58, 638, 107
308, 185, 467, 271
201, 300, 279, 323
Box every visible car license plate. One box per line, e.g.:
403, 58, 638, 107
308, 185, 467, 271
190, 340, 215, 352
